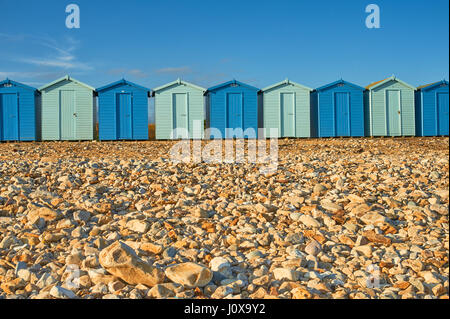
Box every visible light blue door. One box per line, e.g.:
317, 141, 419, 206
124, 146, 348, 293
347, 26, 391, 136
438, 92, 449, 135
335, 92, 350, 136
281, 93, 295, 137
226, 93, 243, 138
173, 93, 188, 138
386, 90, 401, 136
60, 90, 76, 140
1, 93, 19, 140
117, 93, 132, 139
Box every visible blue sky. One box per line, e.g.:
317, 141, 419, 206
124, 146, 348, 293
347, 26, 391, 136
0, 0, 448, 121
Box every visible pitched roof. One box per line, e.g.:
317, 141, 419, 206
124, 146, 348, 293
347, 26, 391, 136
0, 78, 37, 92
152, 78, 206, 95
365, 75, 416, 90
417, 80, 448, 91
315, 79, 365, 92
39, 75, 95, 91
260, 78, 313, 92
96, 79, 150, 94
365, 77, 390, 89
206, 79, 259, 93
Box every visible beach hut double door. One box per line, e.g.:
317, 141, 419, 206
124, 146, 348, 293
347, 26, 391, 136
280, 93, 295, 137
386, 90, 401, 136
59, 90, 78, 140
334, 92, 350, 136
226, 93, 243, 137
0, 93, 19, 140
116, 93, 133, 140
173, 93, 188, 133
437, 92, 449, 135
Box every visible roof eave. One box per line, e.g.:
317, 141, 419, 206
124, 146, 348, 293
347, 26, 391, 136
367, 76, 416, 91
206, 80, 259, 93
39, 75, 95, 91
260, 79, 313, 92
153, 79, 206, 93
419, 80, 449, 91
96, 79, 150, 93
316, 79, 365, 92
0, 79, 37, 92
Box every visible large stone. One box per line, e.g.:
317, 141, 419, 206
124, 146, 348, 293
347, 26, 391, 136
28, 206, 60, 222
320, 200, 342, 213
50, 286, 77, 299
165, 262, 213, 288
209, 257, 231, 273
299, 215, 321, 228
126, 219, 149, 233
273, 268, 299, 281
360, 211, 387, 226
305, 240, 322, 256
99, 241, 165, 287
147, 283, 183, 298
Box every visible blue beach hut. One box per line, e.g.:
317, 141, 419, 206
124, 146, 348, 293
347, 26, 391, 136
0, 79, 39, 141
206, 80, 259, 138
311, 79, 365, 137
96, 79, 150, 140
415, 80, 449, 136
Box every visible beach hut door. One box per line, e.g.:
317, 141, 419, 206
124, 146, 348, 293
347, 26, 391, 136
1, 93, 19, 140
437, 92, 449, 135
335, 92, 350, 136
117, 93, 133, 139
173, 93, 188, 137
386, 90, 401, 136
226, 93, 243, 138
281, 93, 295, 137
60, 90, 77, 140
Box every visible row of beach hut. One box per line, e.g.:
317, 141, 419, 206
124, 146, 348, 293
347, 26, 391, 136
0, 76, 448, 141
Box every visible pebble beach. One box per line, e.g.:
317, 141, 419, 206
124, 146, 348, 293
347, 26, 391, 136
0, 137, 448, 299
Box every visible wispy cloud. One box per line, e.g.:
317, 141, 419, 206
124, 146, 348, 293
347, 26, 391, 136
1, 33, 92, 71
0, 71, 65, 86
155, 66, 192, 74
17, 57, 92, 70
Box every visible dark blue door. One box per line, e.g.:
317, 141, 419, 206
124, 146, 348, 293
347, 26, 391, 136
1, 93, 19, 141
437, 92, 449, 135
226, 93, 243, 138
117, 93, 132, 139
335, 92, 350, 136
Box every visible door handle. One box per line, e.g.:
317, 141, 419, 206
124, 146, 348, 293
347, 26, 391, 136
397, 111, 401, 114
73, 113, 77, 117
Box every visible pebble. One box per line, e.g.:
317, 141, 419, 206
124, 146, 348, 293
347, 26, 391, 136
305, 240, 322, 256
164, 262, 213, 288
299, 215, 321, 228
